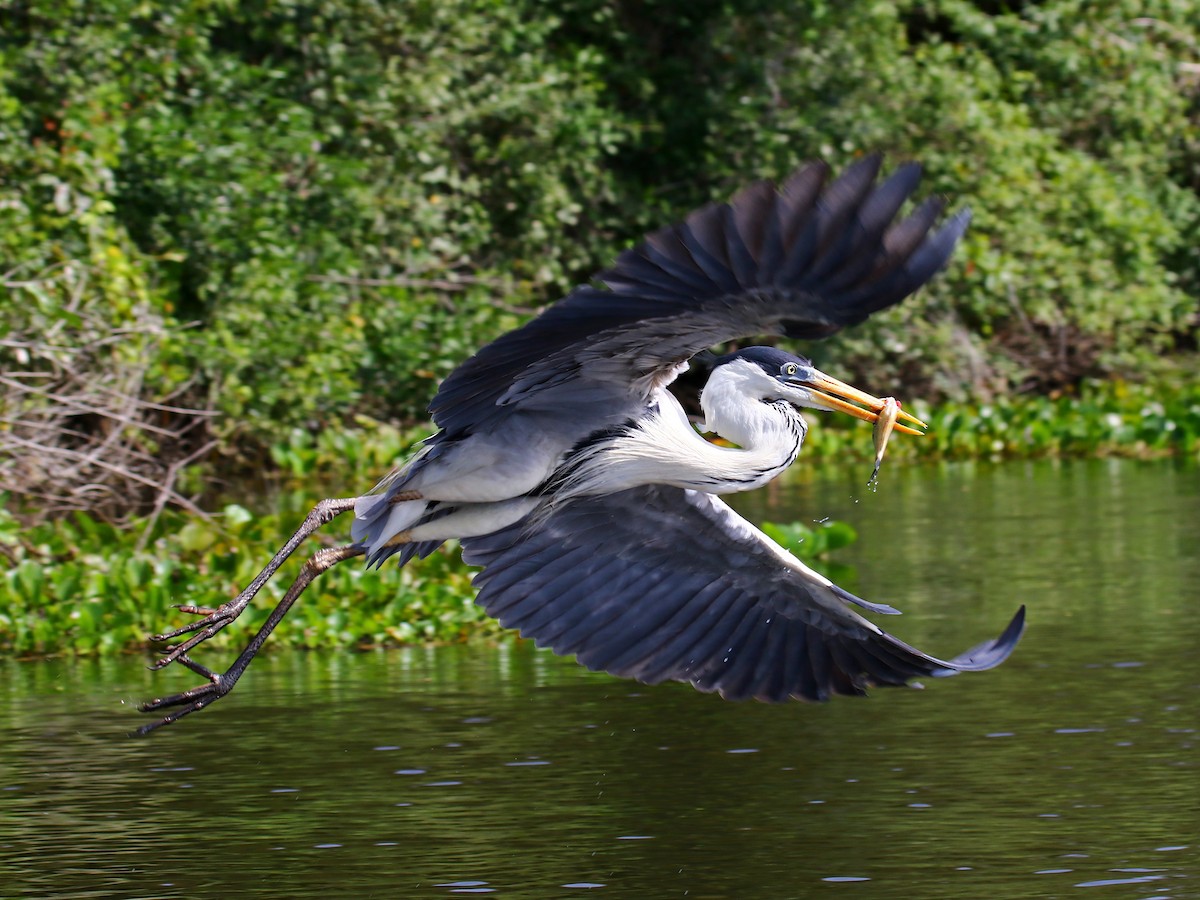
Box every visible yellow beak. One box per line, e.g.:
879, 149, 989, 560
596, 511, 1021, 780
799, 371, 927, 435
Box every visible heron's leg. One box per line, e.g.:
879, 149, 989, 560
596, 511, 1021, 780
137, 543, 366, 734
148, 496, 359, 669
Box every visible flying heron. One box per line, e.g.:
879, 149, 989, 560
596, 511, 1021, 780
139, 155, 1025, 733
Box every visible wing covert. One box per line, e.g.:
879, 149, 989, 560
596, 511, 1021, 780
460, 486, 1025, 702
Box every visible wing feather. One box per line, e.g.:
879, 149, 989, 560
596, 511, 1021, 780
461, 486, 1025, 702
429, 157, 969, 438
713, 614, 776, 701
681, 206, 740, 292
604, 575, 727, 677
728, 179, 771, 264
776, 162, 830, 252
632, 582, 746, 684
821, 163, 923, 293
642, 227, 722, 293
783, 155, 882, 287
575, 568, 693, 668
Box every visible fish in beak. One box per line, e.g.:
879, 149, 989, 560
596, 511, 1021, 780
792, 369, 926, 484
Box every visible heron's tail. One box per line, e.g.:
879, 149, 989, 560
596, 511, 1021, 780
351, 493, 445, 568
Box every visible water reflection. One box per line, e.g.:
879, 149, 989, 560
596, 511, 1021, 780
1, 460, 1197, 898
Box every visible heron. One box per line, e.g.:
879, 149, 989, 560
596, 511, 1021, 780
138, 155, 1025, 733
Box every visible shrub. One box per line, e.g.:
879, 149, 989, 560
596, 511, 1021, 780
1, 0, 1196, 521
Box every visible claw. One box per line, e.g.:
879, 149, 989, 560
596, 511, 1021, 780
151, 603, 238, 643
136, 680, 228, 735
147, 600, 247, 669
136, 515, 365, 734
175, 654, 219, 681
149, 629, 219, 669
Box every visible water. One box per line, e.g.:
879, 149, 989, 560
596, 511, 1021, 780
2, 459, 1197, 898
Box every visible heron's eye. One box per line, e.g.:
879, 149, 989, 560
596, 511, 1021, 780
782, 363, 798, 376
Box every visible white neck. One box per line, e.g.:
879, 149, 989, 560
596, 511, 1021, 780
561, 387, 806, 498
700, 363, 800, 450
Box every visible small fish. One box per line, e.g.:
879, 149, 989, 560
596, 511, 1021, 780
869, 397, 900, 488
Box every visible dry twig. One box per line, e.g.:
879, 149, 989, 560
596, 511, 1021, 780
1, 263, 218, 523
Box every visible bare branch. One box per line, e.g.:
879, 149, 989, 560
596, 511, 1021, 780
1, 262, 219, 523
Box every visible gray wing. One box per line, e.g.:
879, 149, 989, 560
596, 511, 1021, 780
460, 486, 1025, 702
431, 155, 970, 438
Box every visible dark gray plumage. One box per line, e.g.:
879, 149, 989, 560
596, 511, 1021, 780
463, 485, 1024, 702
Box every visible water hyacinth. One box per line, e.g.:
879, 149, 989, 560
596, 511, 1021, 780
0, 490, 866, 657
3, 380, 1197, 657
800, 380, 1200, 463
0, 499, 486, 657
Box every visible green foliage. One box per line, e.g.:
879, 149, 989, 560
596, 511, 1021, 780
760, 517, 858, 584
3, 372, 1198, 657
642, 0, 1200, 397
2, 0, 630, 452
0, 481, 859, 657
760, 518, 858, 559
1, 0, 1197, 519
0, 493, 490, 657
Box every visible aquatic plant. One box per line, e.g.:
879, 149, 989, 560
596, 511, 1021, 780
0, 492, 860, 657
4, 375, 1197, 657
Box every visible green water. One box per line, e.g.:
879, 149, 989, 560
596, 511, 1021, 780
2, 459, 1197, 898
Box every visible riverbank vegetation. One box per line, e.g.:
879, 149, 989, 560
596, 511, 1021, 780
4, 377, 1197, 656
2, 0, 1197, 654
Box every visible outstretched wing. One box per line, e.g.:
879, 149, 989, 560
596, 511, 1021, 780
431, 155, 970, 438
460, 486, 1025, 702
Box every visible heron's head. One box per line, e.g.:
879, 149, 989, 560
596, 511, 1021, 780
700, 347, 924, 444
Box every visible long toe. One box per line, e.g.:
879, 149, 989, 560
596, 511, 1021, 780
173, 603, 220, 616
